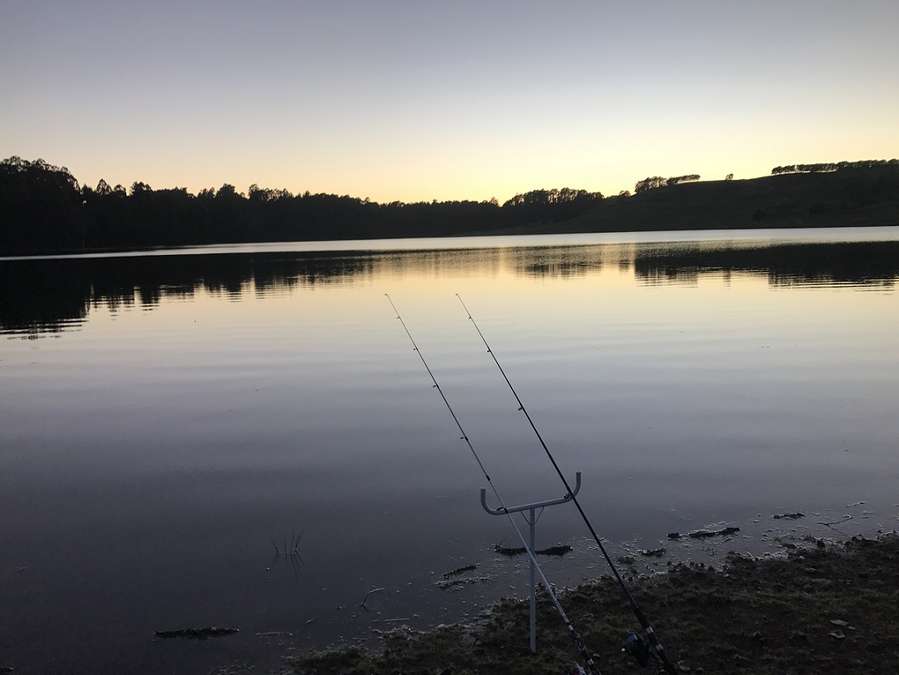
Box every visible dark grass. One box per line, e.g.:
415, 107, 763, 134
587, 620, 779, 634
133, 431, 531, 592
291, 535, 899, 674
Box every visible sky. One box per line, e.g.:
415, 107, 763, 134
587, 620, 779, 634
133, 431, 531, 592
2, 0, 898, 202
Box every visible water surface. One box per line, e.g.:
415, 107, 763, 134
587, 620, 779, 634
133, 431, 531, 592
1, 227, 898, 674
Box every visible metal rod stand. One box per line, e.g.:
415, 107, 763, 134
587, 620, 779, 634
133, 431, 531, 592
480, 471, 582, 654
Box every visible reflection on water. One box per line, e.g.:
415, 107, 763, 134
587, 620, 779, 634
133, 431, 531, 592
632, 240, 899, 288
1, 229, 898, 675
3, 238, 899, 338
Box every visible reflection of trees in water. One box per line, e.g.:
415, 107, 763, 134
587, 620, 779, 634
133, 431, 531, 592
509, 246, 603, 278
0, 249, 508, 337
0, 261, 92, 338
377, 248, 504, 280
0, 252, 375, 337
3, 240, 898, 337
633, 241, 899, 288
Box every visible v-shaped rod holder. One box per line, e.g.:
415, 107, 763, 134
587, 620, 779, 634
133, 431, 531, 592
479, 471, 582, 654
480, 471, 581, 515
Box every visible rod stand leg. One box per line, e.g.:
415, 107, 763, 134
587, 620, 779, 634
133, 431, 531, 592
529, 507, 536, 654
478, 471, 583, 656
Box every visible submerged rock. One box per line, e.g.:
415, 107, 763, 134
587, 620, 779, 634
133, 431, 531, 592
155, 626, 239, 640
442, 564, 478, 579
493, 544, 573, 557
688, 527, 740, 539
435, 576, 492, 590
256, 631, 294, 639
493, 544, 526, 556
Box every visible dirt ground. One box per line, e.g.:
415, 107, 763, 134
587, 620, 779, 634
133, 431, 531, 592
290, 535, 899, 674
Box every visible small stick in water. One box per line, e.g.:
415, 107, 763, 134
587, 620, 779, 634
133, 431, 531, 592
360, 587, 385, 610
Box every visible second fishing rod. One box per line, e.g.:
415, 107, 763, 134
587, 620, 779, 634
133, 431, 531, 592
385, 293, 599, 674
455, 294, 679, 675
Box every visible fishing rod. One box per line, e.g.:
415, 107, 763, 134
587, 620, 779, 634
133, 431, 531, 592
456, 294, 679, 675
385, 294, 599, 675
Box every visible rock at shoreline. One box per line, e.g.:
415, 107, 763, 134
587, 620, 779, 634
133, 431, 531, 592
640, 548, 666, 557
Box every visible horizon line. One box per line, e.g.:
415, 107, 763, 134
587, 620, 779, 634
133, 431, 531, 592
6, 155, 898, 204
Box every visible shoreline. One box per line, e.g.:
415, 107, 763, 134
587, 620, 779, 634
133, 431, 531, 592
290, 534, 899, 674
2, 222, 898, 263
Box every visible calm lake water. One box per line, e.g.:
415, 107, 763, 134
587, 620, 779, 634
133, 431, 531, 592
2, 227, 899, 674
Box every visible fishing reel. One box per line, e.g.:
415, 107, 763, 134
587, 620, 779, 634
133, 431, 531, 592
622, 631, 652, 667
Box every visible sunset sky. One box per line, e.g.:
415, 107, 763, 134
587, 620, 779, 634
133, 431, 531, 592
2, 0, 898, 202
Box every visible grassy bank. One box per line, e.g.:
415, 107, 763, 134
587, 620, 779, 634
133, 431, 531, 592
291, 535, 899, 674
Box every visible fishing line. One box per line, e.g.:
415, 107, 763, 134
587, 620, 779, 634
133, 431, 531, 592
385, 294, 598, 674
456, 293, 679, 675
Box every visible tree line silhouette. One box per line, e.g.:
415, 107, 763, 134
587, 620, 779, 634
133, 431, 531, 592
1, 156, 897, 255
771, 160, 898, 175
0, 157, 608, 254
634, 174, 702, 193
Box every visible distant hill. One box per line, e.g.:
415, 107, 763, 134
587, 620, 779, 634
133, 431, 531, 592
490, 166, 899, 236
1, 157, 897, 255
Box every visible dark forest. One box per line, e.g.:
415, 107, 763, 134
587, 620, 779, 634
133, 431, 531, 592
1, 156, 897, 255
